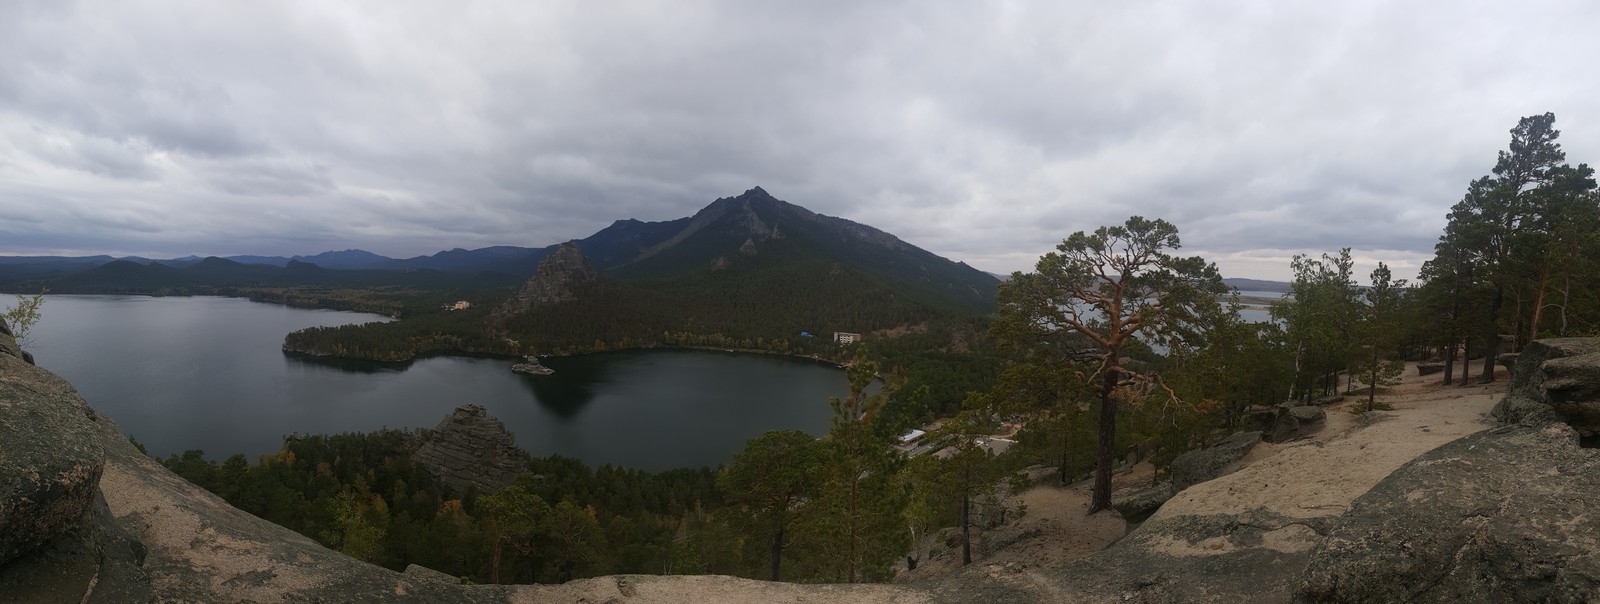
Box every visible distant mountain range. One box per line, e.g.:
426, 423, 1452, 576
1221, 278, 1293, 294
0, 188, 1288, 309
0, 188, 1001, 313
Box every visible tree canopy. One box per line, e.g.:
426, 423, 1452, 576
994, 216, 1227, 512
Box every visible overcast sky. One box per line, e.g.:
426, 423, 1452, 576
4, 1, 1598, 281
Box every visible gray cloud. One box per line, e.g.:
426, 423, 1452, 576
2, 0, 1598, 281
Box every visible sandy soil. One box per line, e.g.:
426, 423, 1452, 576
905, 361, 1512, 580
900, 463, 1152, 581
1159, 362, 1508, 521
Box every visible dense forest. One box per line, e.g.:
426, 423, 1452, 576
138, 112, 1600, 585
159, 356, 1033, 584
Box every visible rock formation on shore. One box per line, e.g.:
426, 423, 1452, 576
413, 404, 528, 495
488, 241, 598, 331
511, 355, 554, 375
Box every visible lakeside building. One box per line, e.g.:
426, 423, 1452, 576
897, 428, 927, 446
833, 331, 861, 345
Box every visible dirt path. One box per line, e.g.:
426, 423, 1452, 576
905, 361, 1511, 583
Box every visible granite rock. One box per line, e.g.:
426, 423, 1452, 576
413, 404, 528, 495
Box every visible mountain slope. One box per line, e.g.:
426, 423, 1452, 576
606, 187, 998, 314
489, 188, 1001, 354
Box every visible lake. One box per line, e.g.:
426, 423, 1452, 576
19, 295, 845, 471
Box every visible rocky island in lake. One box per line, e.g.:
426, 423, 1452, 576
511, 355, 554, 375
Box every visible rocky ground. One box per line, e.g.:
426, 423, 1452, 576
903, 362, 1512, 603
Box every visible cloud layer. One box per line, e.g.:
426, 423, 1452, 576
4, 1, 1598, 281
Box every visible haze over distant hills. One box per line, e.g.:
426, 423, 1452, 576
0, 188, 1002, 311
0, 187, 1286, 303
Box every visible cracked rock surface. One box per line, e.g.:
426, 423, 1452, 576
1296, 422, 1600, 603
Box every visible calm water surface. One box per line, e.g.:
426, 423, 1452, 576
24, 295, 841, 470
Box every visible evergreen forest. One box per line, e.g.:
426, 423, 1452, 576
154, 113, 1600, 585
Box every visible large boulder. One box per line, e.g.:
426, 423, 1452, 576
1491, 337, 1600, 435
1288, 405, 1326, 425
0, 492, 151, 603
1249, 403, 1325, 443
0, 331, 104, 567
0, 325, 152, 602
1498, 352, 1520, 371
1296, 423, 1600, 602
413, 404, 528, 495
1169, 431, 1261, 495
1111, 481, 1172, 523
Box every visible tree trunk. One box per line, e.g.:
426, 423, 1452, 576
1561, 274, 1571, 337
491, 537, 503, 584
1482, 284, 1503, 383
1530, 274, 1548, 343
1367, 349, 1378, 412
1058, 432, 1070, 486
961, 466, 972, 566
1089, 368, 1118, 514
847, 468, 858, 583
1290, 341, 1305, 401
1442, 335, 1456, 386
769, 524, 784, 581
1460, 336, 1471, 383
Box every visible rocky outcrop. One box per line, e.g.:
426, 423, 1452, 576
489, 241, 598, 330
1492, 337, 1600, 435
1296, 423, 1600, 602
1169, 431, 1261, 495
1498, 352, 1519, 370
1289, 405, 1326, 425
1000, 508, 1334, 603
0, 336, 104, 567
1417, 361, 1445, 376
0, 320, 33, 365
1246, 403, 1328, 443
1111, 481, 1172, 523
0, 492, 150, 603
0, 318, 149, 601
1109, 431, 1267, 524
413, 404, 528, 494
1297, 337, 1600, 602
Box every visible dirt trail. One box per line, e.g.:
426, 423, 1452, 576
907, 362, 1511, 580
1161, 362, 1506, 521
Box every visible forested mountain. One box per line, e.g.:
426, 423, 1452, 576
3, 188, 998, 318
497, 187, 1003, 345
605, 187, 998, 314
282, 188, 1002, 369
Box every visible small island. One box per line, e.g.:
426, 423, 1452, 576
511, 355, 554, 375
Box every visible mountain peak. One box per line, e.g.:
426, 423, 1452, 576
741, 186, 771, 199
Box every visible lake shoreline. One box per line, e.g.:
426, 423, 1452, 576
29, 294, 847, 470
